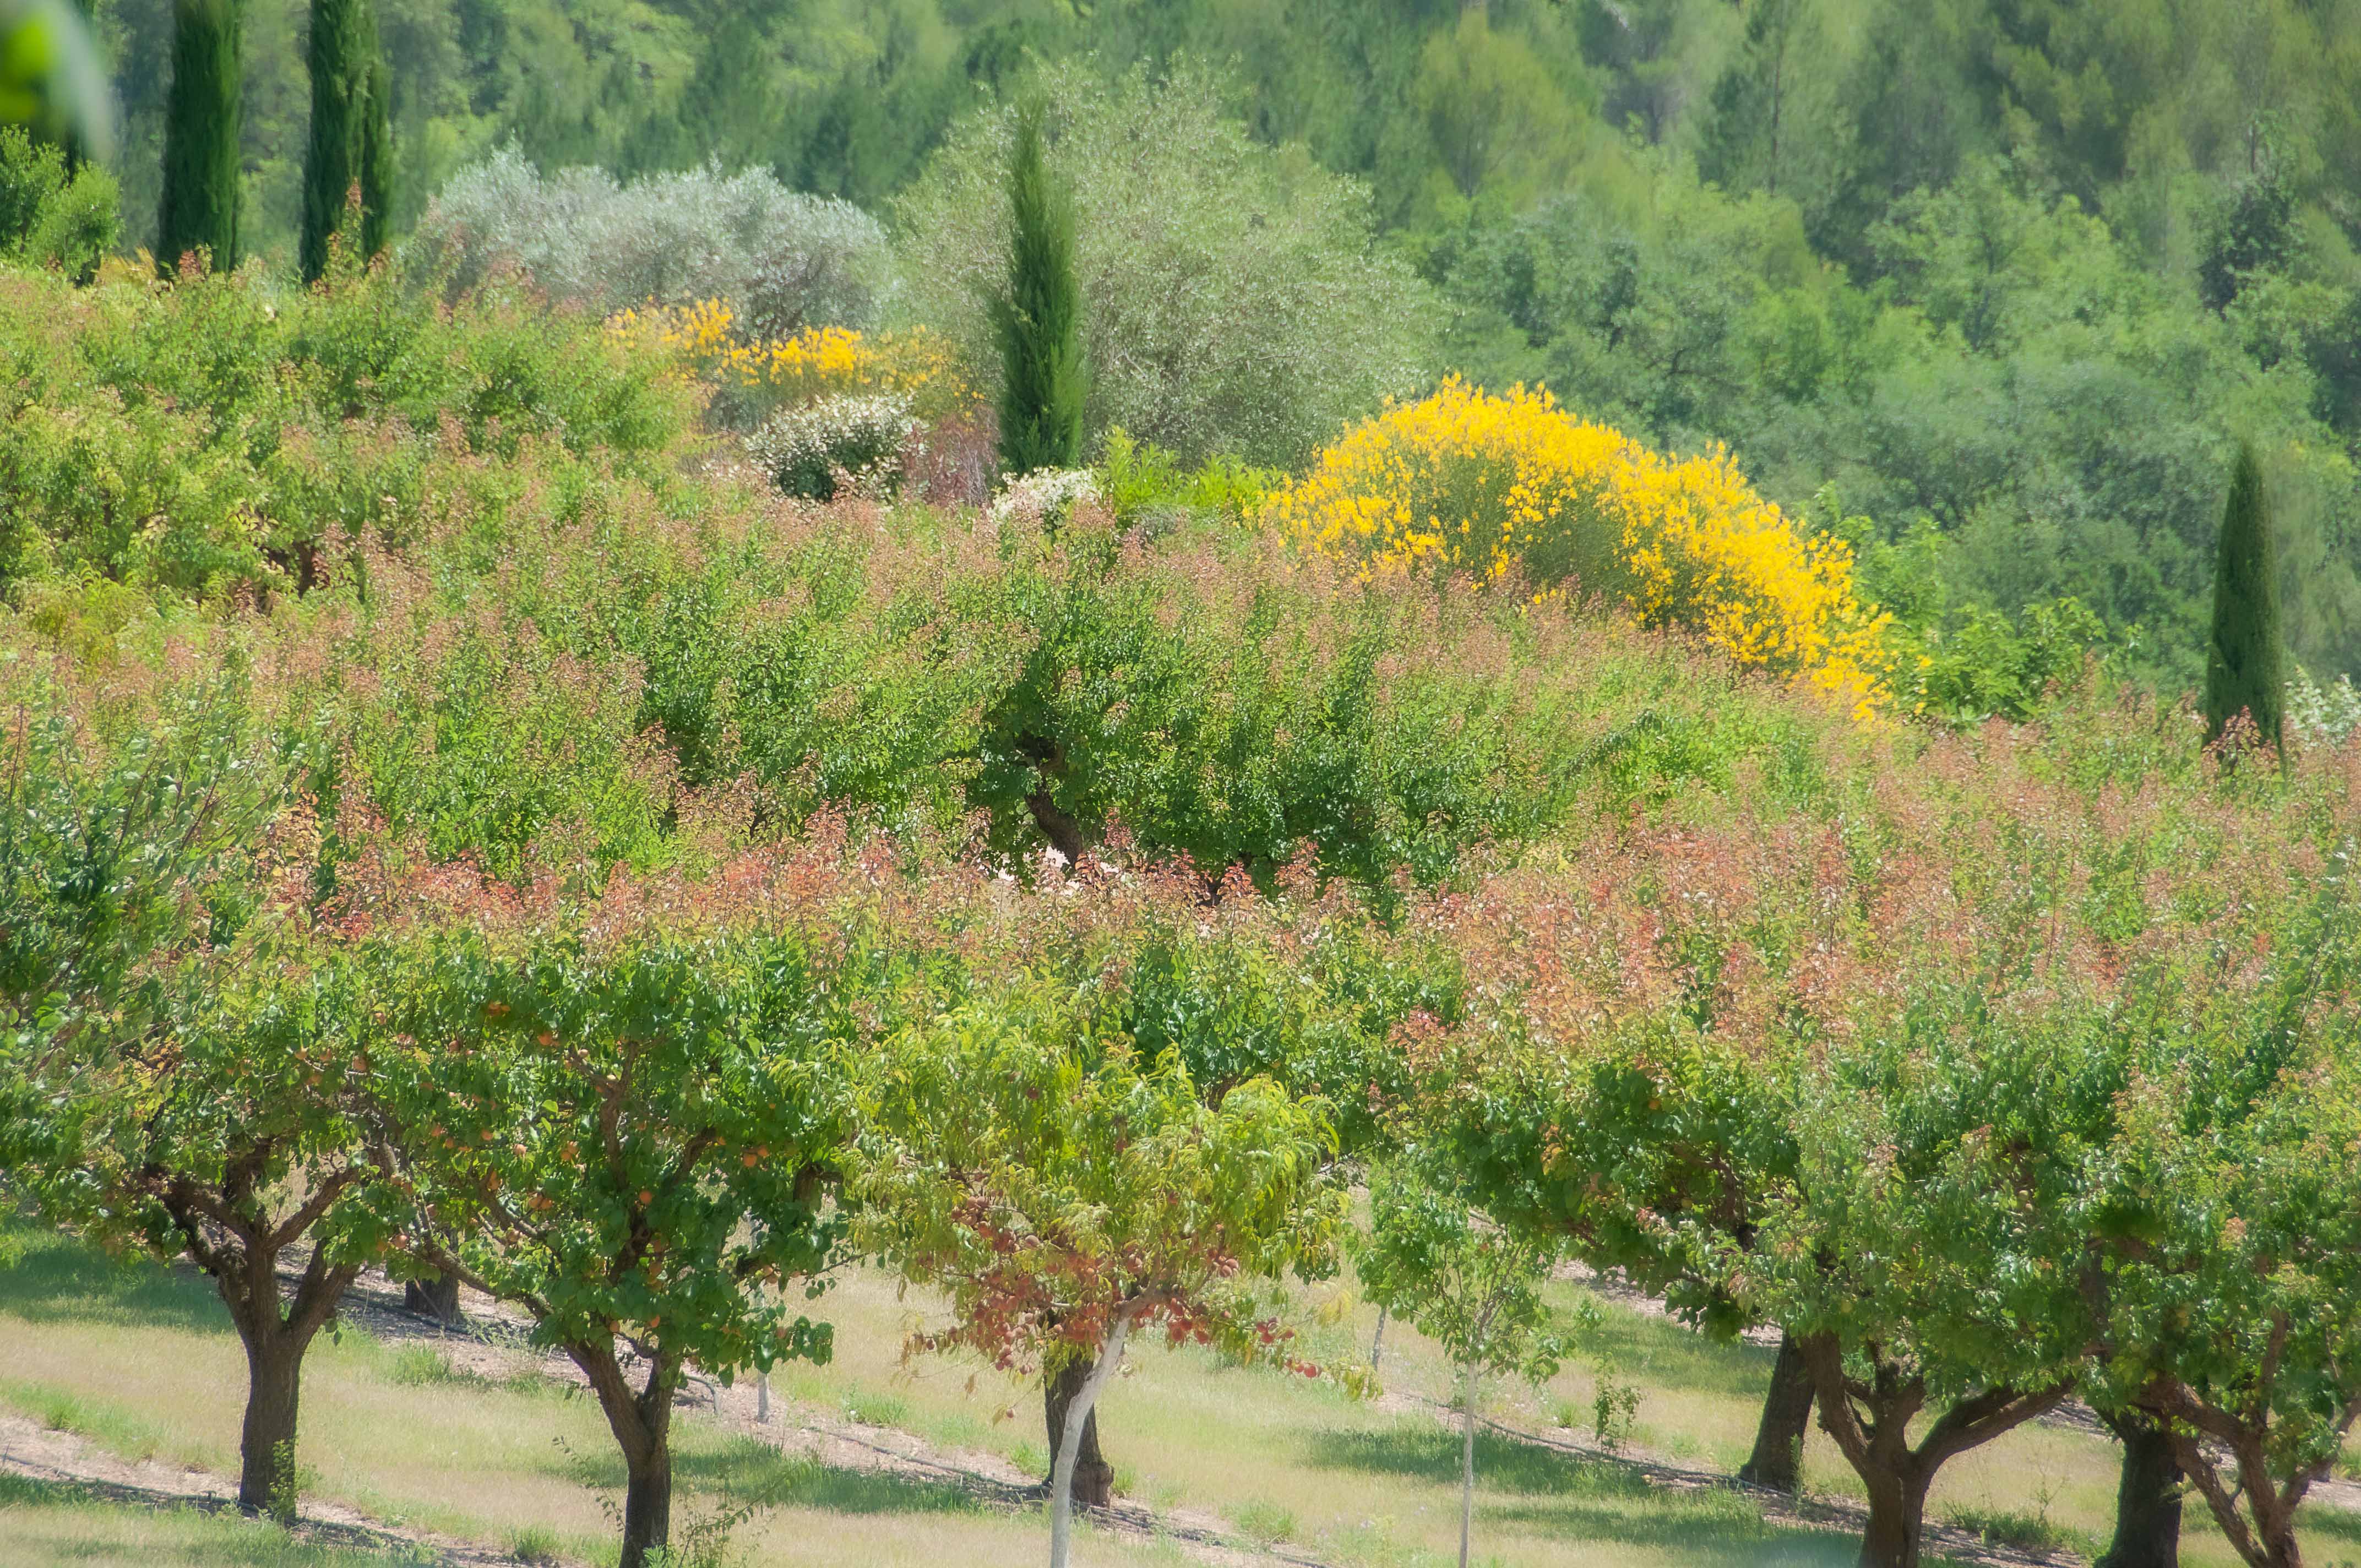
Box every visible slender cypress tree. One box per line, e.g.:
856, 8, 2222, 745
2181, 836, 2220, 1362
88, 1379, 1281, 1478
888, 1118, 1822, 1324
301, 0, 390, 281
159, 0, 242, 273
992, 102, 1086, 478
2203, 442, 2286, 754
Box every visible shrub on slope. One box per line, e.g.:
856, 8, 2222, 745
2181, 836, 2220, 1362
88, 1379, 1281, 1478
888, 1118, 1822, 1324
0, 261, 692, 601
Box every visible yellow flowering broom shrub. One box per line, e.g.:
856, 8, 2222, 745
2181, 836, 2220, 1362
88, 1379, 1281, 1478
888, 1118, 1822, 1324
608, 300, 975, 424
1263, 378, 1895, 717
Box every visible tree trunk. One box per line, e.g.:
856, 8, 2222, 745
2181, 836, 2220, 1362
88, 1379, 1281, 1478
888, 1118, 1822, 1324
1045, 1357, 1115, 1509
1050, 1309, 1134, 1568
1370, 1305, 1388, 1375
2097, 1410, 2181, 1568
237, 1331, 303, 1520
1857, 1467, 1932, 1568
1459, 1374, 1478, 1568
622, 1434, 674, 1568
2152, 1390, 2312, 1568
402, 1272, 462, 1326
573, 1342, 680, 1568
1738, 1331, 1814, 1494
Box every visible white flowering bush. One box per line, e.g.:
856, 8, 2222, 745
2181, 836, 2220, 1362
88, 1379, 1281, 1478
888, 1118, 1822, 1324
415, 150, 891, 335
2288, 668, 2361, 743
988, 467, 1101, 528
745, 393, 920, 500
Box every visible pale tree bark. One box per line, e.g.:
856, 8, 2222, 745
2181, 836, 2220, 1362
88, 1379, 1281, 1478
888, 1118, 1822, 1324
1459, 1370, 1479, 1568
1045, 1358, 1114, 1507
1050, 1306, 1136, 1568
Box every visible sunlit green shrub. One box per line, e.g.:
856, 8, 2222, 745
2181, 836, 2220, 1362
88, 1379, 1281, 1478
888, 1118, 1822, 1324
0, 259, 694, 602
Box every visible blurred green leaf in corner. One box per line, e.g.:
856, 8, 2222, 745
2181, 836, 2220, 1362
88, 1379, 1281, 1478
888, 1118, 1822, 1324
0, 0, 114, 160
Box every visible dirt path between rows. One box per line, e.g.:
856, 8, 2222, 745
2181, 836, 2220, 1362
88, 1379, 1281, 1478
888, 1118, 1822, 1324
0, 1407, 518, 1566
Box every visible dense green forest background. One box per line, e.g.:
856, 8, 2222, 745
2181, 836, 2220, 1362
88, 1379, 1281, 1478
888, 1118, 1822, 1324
86, 0, 2361, 686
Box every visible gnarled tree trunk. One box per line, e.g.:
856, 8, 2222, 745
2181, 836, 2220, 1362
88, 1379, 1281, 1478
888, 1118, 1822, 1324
2153, 1369, 2332, 1567
162, 1179, 360, 1525
1738, 1331, 1814, 1494
236, 1328, 304, 1517
2097, 1409, 2181, 1568
1856, 1464, 1934, 1568
1797, 1332, 2070, 1568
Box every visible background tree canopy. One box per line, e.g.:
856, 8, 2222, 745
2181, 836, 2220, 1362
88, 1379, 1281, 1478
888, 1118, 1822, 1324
79, 0, 2361, 684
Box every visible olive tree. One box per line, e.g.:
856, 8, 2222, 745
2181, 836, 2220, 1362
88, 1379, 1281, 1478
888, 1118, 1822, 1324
850, 1000, 1345, 1568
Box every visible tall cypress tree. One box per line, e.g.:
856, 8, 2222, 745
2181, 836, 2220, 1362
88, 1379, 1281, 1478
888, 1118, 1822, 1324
2204, 442, 2286, 753
158, 0, 242, 273
992, 102, 1086, 478
301, 0, 390, 281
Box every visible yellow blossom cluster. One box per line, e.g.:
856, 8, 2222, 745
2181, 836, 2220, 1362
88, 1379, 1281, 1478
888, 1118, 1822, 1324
606, 300, 973, 418
1261, 378, 1895, 718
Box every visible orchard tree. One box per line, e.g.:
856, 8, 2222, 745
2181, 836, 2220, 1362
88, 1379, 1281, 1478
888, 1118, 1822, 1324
2087, 955, 2361, 1568
1441, 1023, 1811, 1490
851, 1002, 1345, 1568
1731, 989, 2110, 1568
373, 919, 852, 1568
0, 669, 375, 1522
0, 933, 400, 1519
1355, 1150, 1566, 1568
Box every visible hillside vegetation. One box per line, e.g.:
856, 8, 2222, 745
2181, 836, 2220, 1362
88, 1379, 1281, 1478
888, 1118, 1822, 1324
78, 0, 2361, 686
7, 8, 2361, 1568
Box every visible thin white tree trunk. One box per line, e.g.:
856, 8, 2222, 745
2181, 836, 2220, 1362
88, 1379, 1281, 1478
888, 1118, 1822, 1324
1049, 1306, 1135, 1568
753, 1284, 772, 1424
1460, 1370, 1478, 1568
1370, 1304, 1388, 1373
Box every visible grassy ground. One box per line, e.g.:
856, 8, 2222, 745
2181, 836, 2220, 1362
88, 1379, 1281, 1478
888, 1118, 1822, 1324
3, 1213, 2358, 1568
0, 1471, 447, 1567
